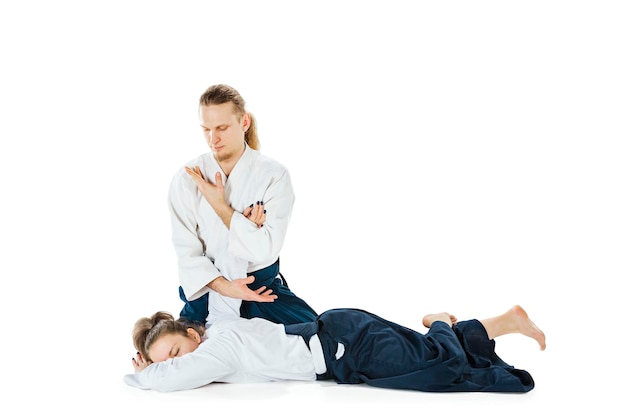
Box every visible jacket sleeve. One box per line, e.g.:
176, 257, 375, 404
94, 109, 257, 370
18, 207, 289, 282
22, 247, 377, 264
123, 340, 235, 392
228, 167, 295, 264
168, 170, 222, 301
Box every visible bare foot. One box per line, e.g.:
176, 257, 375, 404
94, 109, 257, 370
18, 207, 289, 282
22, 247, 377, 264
509, 305, 546, 351
422, 312, 457, 328
477, 305, 547, 351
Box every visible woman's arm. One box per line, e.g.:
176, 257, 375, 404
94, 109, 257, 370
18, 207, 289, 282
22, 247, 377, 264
124, 340, 235, 392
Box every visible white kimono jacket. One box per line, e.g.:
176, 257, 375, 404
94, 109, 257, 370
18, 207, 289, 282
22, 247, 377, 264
124, 317, 317, 392
167, 145, 295, 324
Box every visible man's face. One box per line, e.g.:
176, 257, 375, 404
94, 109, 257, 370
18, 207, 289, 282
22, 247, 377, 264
199, 102, 248, 163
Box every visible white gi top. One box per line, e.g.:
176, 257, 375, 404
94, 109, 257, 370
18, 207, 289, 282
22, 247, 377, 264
124, 317, 317, 392
168, 145, 295, 323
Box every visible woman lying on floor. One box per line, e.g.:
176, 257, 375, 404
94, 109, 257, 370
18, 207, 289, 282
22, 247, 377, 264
124, 305, 546, 393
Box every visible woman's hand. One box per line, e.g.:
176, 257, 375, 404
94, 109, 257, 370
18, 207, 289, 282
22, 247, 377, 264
132, 352, 152, 372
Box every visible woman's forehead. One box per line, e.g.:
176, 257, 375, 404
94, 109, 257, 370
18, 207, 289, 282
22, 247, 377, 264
148, 333, 179, 361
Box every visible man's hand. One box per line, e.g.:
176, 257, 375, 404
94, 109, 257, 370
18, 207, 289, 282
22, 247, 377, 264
185, 166, 226, 207
243, 201, 266, 228
185, 166, 234, 227
208, 276, 277, 302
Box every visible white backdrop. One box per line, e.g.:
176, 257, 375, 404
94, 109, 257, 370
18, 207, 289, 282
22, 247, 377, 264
1, 1, 624, 416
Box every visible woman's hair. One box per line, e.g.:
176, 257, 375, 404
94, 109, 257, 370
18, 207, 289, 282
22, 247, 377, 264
132, 311, 206, 362
199, 84, 260, 150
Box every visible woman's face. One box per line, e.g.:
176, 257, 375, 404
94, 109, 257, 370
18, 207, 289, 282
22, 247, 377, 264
148, 329, 201, 363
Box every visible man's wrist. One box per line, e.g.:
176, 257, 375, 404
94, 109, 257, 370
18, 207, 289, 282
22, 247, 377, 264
215, 203, 234, 229
207, 276, 226, 294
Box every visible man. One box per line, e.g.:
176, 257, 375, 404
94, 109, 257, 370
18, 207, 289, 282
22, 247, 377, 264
168, 84, 317, 326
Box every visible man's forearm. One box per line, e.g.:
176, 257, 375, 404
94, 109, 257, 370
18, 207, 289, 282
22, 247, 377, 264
212, 201, 234, 229
206, 276, 227, 294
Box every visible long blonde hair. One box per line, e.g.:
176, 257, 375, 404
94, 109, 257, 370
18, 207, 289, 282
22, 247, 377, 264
199, 84, 260, 150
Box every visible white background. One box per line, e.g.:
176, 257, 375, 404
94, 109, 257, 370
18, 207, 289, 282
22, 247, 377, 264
1, 1, 624, 415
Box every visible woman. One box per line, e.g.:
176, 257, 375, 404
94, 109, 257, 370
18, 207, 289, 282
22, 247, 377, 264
125, 305, 545, 393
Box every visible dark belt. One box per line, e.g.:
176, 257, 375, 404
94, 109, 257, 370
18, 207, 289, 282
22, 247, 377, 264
246, 258, 281, 289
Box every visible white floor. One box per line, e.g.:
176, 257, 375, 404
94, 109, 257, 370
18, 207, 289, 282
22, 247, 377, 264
11, 282, 621, 416
12, 305, 623, 416
2, 2, 624, 416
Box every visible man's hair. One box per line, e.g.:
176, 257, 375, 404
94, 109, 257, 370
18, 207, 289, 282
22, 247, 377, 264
199, 84, 259, 150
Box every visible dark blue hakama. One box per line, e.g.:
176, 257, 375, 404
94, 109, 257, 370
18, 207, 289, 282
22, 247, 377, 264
179, 259, 317, 325
285, 308, 534, 393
